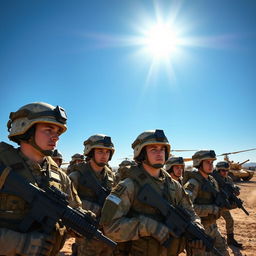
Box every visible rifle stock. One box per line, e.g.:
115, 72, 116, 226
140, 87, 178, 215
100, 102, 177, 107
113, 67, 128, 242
138, 184, 223, 256
0, 165, 116, 248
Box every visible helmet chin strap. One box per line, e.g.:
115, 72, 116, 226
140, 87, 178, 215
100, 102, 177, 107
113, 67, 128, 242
92, 156, 106, 168
28, 136, 53, 156
144, 157, 164, 169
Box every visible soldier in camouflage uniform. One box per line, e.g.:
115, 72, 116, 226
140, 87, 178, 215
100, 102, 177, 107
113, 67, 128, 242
114, 159, 136, 185
67, 153, 85, 175
52, 149, 63, 168
165, 157, 184, 184
216, 161, 243, 248
183, 150, 230, 256
100, 129, 204, 256
0, 102, 82, 256
69, 134, 115, 256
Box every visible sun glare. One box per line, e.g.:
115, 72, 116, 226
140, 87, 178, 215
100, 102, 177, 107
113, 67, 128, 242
144, 23, 180, 59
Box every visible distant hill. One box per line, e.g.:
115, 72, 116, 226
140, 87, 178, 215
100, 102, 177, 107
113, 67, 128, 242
243, 162, 256, 168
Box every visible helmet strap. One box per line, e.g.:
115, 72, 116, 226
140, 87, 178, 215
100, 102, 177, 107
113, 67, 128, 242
28, 136, 53, 156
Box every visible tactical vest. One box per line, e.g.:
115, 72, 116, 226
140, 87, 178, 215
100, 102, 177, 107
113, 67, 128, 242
0, 142, 63, 231
75, 162, 113, 203
115, 166, 185, 256
184, 170, 219, 225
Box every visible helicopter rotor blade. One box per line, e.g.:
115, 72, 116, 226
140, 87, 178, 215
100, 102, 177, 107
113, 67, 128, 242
217, 148, 256, 157
171, 149, 198, 152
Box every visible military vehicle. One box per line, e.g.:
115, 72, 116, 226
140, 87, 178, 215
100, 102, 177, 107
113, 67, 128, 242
218, 148, 256, 181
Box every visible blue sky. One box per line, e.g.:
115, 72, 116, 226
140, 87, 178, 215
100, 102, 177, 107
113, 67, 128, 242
1, 0, 256, 167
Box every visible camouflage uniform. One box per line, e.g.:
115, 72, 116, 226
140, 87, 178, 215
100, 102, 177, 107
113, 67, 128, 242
100, 130, 202, 256
183, 151, 229, 256
67, 154, 85, 175
0, 102, 82, 256
114, 160, 136, 185
216, 161, 242, 248
69, 134, 115, 256
165, 157, 184, 185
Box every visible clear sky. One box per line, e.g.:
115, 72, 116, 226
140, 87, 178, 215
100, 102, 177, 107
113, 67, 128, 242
0, 0, 256, 167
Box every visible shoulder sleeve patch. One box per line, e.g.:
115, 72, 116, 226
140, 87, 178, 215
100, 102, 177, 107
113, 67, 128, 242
186, 183, 195, 192
112, 183, 126, 196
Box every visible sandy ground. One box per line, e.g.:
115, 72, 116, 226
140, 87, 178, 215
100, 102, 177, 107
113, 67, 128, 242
60, 175, 256, 256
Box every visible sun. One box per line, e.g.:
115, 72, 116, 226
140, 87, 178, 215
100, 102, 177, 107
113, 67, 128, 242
143, 23, 180, 59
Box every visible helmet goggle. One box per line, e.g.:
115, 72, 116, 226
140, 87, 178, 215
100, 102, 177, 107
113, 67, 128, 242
132, 129, 167, 148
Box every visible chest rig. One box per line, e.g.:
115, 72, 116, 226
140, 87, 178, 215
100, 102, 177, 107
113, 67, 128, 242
0, 142, 63, 231
127, 165, 176, 222
76, 162, 113, 203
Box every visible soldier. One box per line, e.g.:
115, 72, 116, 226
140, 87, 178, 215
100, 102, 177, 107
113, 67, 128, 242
67, 153, 85, 175
52, 149, 63, 168
100, 129, 204, 256
183, 150, 230, 256
0, 102, 82, 256
114, 159, 136, 185
165, 156, 184, 184
69, 134, 115, 256
215, 161, 243, 248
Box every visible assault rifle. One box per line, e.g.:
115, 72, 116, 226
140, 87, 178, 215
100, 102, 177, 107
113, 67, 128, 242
138, 184, 223, 256
200, 176, 232, 209
79, 169, 110, 207
211, 170, 249, 215
0, 164, 116, 248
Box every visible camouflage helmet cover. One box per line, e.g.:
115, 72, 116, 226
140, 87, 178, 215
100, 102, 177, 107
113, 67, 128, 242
216, 161, 230, 170
83, 134, 115, 156
7, 102, 67, 141
132, 129, 170, 160
71, 153, 84, 161
192, 150, 216, 168
52, 149, 63, 159
165, 157, 184, 171
119, 159, 134, 167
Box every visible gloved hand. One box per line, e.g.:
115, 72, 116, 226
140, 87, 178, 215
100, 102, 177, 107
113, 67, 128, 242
18, 231, 55, 256
139, 216, 169, 244
234, 186, 240, 196
188, 239, 205, 250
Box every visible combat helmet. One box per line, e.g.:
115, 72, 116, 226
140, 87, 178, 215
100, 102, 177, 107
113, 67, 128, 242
71, 153, 84, 161
216, 161, 230, 171
132, 129, 170, 162
83, 134, 115, 160
52, 149, 63, 160
165, 157, 184, 172
192, 150, 216, 168
7, 102, 67, 142
119, 159, 136, 167
52, 149, 63, 167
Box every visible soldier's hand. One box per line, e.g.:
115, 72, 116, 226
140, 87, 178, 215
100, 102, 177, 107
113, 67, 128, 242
139, 216, 169, 244
188, 239, 205, 250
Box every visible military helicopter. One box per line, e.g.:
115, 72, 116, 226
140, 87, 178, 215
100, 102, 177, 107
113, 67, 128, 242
218, 148, 256, 181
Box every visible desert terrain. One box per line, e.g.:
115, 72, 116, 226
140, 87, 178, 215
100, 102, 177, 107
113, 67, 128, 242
60, 174, 256, 256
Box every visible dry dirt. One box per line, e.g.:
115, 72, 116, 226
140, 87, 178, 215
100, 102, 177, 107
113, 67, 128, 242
60, 175, 256, 256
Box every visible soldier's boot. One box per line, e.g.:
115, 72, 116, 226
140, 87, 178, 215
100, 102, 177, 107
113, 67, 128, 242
227, 233, 243, 248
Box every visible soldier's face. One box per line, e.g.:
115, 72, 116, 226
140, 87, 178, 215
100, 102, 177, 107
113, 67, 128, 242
93, 148, 111, 166
34, 123, 61, 151
202, 159, 214, 173
145, 144, 166, 165
53, 158, 62, 168
173, 165, 184, 178
219, 169, 229, 177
